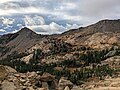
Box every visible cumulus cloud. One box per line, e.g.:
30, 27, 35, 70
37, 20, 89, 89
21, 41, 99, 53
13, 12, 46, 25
0, 29, 6, 32
27, 22, 67, 34
27, 22, 79, 35
66, 24, 79, 29
24, 15, 45, 26
1, 17, 14, 25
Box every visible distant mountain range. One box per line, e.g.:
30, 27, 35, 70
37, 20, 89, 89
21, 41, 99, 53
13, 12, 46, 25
0, 19, 120, 60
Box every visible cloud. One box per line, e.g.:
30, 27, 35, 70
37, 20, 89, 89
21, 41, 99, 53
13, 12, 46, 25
1, 17, 14, 25
27, 22, 67, 34
0, 0, 16, 3
66, 24, 79, 29
0, 29, 6, 32
22, 15, 79, 34
10, 29, 18, 33
27, 22, 79, 35
81, 0, 120, 17
0, 0, 120, 35
0, 0, 82, 24
4, 29, 18, 34
24, 15, 45, 26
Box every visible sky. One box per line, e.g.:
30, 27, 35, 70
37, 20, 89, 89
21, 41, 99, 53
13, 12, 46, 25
0, 0, 120, 35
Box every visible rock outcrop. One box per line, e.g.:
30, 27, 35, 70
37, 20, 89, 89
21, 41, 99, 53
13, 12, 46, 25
58, 77, 73, 90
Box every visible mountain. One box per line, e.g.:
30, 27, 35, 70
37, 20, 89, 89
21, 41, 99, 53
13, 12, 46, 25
0, 19, 120, 90
0, 27, 41, 59
1, 19, 120, 63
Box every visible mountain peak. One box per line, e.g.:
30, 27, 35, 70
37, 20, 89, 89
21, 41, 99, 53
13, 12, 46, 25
17, 27, 37, 36
86, 19, 120, 33
18, 27, 34, 33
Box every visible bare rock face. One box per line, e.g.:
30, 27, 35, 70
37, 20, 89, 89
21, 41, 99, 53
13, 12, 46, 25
64, 86, 70, 90
21, 54, 34, 64
108, 36, 118, 44
1, 80, 16, 90
84, 33, 111, 49
101, 56, 120, 67
71, 86, 82, 90
4, 66, 17, 73
40, 72, 55, 82
0, 65, 16, 81
58, 77, 73, 90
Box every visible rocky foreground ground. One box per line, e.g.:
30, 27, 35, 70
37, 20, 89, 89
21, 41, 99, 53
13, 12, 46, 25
1, 65, 120, 90
0, 65, 77, 90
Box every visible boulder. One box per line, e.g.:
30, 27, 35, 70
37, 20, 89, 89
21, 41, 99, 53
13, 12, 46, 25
40, 72, 55, 82
105, 50, 117, 57
0, 65, 17, 81
27, 71, 37, 78
28, 86, 34, 90
4, 66, 17, 73
64, 86, 70, 90
42, 82, 49, 90
58, 77, 73, 90
1, 80, 16, 90
21, 54, 33, 64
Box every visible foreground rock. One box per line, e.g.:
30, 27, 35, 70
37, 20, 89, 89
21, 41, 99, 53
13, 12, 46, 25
58, 77, 73, 90
0, 65, 17, 81
0, 66, 57, 90
1, 80, 16, 90
40, 72, 55, 82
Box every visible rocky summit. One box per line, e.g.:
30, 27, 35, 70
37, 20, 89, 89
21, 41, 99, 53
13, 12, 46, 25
0, 19, 120, 90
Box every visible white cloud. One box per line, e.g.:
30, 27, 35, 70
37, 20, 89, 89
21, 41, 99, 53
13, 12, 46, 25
27, 22, 67, 34
0, 0, 16, 3
0, 29, 6, 32
11, 29, 18, 33
24, 15, 45, 26
27, 22, 80, 34
0, 7, 41, 16
66, 24, 79, 29
5, 29, 18, 34
49, 22, 66, 32
0, 0, 81, 23
1, 17, 14, 25
17, 24, 22, 26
